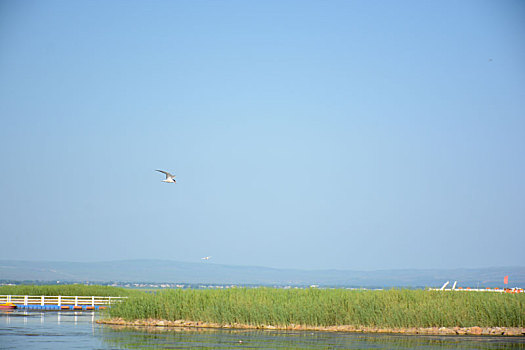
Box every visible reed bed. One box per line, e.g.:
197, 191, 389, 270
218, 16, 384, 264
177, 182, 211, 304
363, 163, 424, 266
0, 284, 136, 297
108, 288, 525, 328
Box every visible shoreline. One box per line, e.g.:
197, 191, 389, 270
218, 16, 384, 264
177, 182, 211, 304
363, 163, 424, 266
97, 318, 525, 336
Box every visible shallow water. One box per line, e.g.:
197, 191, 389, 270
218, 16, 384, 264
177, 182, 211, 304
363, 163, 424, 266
0, 310, 105, 349
1, 310, 524, 349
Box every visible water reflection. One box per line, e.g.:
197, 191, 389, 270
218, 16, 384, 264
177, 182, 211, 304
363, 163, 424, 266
1, 311, 524, 350
100, 324, 525, 349
0, 310, 105, 350
1, 310, 92, 324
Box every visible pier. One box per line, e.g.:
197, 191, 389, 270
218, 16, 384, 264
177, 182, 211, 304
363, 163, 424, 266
0, 295, 126, 310
428, 281, 524, 293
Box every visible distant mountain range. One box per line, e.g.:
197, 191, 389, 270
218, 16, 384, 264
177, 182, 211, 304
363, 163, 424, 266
1, 260, 523, 288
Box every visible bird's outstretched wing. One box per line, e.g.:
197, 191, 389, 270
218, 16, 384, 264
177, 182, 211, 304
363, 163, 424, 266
156, 169, 174, 178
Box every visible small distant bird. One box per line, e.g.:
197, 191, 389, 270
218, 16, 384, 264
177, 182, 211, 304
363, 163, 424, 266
201, 256, 211, 260
156, 170, 176, 183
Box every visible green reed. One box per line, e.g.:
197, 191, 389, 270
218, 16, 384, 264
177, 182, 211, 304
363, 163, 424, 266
0, 284, 136, 297
108, 288, 525, 328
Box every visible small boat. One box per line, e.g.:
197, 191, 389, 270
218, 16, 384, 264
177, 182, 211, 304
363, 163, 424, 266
0, 303, 17, 310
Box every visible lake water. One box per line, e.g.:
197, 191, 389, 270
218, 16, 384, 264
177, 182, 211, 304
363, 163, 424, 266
1, 310, 524, 349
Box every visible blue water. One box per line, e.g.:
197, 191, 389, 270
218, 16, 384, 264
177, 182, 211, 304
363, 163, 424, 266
1, 310, 524, 349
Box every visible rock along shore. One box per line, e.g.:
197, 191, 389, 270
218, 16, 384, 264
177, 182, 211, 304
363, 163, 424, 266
97, 318, 525, 336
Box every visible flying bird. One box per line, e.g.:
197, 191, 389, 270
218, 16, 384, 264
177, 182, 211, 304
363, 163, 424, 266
201, 256, 211, 260
156, 170, 176, 183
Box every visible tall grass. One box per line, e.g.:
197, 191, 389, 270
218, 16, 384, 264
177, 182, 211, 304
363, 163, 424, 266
108, 288, 525, 328
0, 284, 136, 297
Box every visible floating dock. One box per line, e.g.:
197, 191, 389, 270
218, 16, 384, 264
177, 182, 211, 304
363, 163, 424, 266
0, 295, 126, 311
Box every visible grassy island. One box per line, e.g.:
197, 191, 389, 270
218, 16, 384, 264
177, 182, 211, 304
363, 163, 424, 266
106, 288, 525, 329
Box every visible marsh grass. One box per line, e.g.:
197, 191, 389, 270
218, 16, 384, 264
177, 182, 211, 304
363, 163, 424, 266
108, 288, 525, 328
0, 284, 135, 297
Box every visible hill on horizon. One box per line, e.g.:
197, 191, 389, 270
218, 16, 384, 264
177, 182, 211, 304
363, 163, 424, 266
1, 260, 523, 288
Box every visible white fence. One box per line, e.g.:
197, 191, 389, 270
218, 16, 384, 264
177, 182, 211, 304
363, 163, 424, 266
427, 281, 524, 293
0, 295, 127, 307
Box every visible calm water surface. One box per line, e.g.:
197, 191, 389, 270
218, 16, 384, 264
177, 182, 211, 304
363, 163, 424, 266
1, 310, 524, 349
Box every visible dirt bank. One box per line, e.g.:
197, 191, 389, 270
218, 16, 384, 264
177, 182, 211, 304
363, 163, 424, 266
97, 318, 525, 336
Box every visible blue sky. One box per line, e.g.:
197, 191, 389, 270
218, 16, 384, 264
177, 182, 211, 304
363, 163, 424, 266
1, 0, 524, 270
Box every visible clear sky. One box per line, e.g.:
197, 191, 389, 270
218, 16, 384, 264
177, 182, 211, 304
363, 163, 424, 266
1, 0, 524, 270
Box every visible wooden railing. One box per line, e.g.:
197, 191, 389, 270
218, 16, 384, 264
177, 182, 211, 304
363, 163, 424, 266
0, 295, 126, 306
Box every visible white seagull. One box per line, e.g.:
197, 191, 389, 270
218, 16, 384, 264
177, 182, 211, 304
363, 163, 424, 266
201, 256, 211, 260
156, 170, 176, 183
